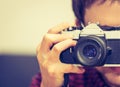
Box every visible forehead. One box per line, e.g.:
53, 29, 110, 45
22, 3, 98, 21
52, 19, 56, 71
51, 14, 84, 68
84, 1, 120, 26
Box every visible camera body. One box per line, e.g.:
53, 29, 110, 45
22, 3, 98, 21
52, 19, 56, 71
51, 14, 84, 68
60, 23, 120, 66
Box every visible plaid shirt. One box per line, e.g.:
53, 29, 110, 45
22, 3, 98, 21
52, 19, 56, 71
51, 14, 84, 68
30, 68, 110, 87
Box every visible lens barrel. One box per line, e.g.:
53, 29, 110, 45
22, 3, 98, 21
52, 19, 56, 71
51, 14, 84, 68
74, 35, 107, 66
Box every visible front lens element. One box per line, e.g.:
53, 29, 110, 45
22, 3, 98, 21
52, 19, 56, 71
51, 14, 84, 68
83, 45, 97, 59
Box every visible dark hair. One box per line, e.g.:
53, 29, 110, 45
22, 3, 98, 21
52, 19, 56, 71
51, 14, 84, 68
72, 0, 118, 24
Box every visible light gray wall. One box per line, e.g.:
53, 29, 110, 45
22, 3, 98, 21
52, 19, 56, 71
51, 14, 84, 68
0, 0, 75, 55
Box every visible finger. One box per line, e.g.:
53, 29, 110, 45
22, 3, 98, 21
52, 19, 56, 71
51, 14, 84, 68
51, 39, 77, 57
47, 22, 76, 34
41, 34, 74, 53
56, 63, 85, 74
65, 64, 85, 74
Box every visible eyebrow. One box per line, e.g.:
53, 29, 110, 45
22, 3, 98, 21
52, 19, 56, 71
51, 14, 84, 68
99, 25, 120, 31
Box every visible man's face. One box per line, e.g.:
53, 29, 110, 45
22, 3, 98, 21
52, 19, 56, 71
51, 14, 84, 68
84, 1, 120, 87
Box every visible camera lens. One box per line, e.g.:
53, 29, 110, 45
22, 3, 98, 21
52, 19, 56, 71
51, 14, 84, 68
74, 35, 107, 66
83, 45, 97, 59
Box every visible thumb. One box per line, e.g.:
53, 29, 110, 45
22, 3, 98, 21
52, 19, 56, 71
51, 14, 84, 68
60, 63, 85, 74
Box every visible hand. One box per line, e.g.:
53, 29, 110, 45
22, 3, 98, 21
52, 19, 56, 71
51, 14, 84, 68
36, 22, 85, 87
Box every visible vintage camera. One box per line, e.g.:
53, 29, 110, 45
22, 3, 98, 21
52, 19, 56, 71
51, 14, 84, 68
60, 23, 120, 66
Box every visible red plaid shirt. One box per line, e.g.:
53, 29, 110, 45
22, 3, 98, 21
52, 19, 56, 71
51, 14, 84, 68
30, 68, 110, 87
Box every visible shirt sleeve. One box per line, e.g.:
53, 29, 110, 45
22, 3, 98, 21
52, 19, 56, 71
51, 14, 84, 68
30, 72, 42, 87
29, 72, 85, 87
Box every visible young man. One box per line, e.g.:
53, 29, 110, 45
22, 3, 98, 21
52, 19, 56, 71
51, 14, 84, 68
31, 0, 120, 87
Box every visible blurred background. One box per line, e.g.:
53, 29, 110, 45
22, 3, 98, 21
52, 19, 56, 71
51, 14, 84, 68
0, 0, 74, 87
